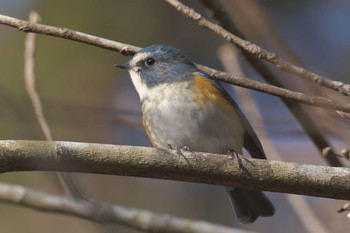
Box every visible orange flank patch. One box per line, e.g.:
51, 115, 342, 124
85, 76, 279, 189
142, 118, 158, 147
192, 74, 232, 110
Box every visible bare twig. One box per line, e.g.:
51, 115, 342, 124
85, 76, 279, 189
0, 182, 253, 233
20, 12, 252, 233
0, 140, 349, 200
24, 12, 83, 199
165, 0, 350, 96
196, 0, 344, 167
197, 65, 350, 114
0, 13, 140, 55
218, 44, 330, 233
225, 0, 305, 66
0, 13, 349, 114
24, 12, 52, 141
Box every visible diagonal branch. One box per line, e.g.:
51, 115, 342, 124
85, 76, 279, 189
164, 0, 350, 96
217, 44, 329, 233
20, 20, 254, 229
1, 13, 350, 113
0, 14, 140, 55
0, 182, 252, 233
197, 65, 350, 115
196, 0, 343, 167
0, 140, 349, 200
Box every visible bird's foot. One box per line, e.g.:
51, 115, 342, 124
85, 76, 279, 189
227, 150, 252, 172
167, 144, 191, 154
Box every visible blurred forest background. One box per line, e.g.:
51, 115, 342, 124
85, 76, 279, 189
0, 0, 350, 232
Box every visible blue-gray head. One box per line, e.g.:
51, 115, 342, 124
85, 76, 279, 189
115, 44, 197, 100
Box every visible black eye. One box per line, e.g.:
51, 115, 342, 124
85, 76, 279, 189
145, 57, 156, 66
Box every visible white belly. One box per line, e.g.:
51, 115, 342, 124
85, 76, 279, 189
142, 84, 244, 154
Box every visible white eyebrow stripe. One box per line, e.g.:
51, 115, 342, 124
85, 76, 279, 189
132, 52, 150, 64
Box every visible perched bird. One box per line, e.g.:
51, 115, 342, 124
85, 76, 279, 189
115, 44, 275, 223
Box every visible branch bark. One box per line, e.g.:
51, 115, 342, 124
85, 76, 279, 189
165, 0, 350, 96
217, 44, 330, 233
197, 65, 350, 114
0, 140, 349, 200
0, 14, 140, 55
1, 13, 350, 113
196, 0, 344, 167
0, 182, 253, 233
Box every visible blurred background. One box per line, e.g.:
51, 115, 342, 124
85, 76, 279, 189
0, 0, 350, 232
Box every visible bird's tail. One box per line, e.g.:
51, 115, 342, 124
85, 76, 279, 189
227, 188, 275, 224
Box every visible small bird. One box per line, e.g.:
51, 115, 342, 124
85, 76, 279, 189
115, 44, 275, 223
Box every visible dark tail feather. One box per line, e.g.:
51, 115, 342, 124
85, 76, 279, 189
227, 188, 275, 224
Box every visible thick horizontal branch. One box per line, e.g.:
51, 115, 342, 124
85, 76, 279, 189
1, 14, 350, 113
0, 182, 252, 233
0, 140, 349, 200
165, 0, 350, 96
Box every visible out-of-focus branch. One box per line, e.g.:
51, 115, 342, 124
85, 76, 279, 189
0, 13, 349, 114
18, 12, 252, 233
218, 44, 330, 233
24, 12, 52, 140
0, 140, 349, 200
225, 0, 350, 148
165, 0, 350, 96
196, 0, 344, 167
24, 12, 83, 198
0, 182, 252, 233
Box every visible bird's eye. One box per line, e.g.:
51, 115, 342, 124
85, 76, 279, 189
145, 57, 156, 66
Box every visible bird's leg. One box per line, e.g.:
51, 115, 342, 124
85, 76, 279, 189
167, 144, 184, 157
228, 150, 243, 170
227, 150, 252, 173
167, 144, 191, 154
167, 144, 193, 168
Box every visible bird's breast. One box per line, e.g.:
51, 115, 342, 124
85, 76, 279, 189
141, 82, 244, 154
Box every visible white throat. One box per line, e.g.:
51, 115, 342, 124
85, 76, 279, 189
129, 69, 148, 101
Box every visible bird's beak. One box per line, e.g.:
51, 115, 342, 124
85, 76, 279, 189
114, 62, 131, 70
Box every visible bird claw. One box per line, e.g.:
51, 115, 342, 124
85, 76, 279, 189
227, 150, 252, 172
167, 144, 191, 154
167, 144, 184, 157
166, 144, 193, 168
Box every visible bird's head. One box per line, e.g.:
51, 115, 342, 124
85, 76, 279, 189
115, 44, 196, 100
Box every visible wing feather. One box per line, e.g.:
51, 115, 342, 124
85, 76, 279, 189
193, 72, 266, 159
